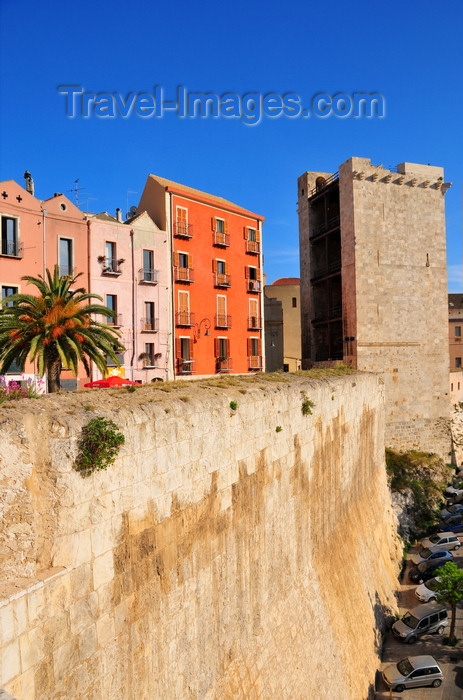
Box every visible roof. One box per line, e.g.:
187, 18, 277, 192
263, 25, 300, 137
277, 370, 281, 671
92, 212, 119, 222
271, 277, 300, 286
147, 174, 264, 220
449, 293, 463, 309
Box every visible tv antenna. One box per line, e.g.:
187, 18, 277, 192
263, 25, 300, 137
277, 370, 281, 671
67, 178, 90, 207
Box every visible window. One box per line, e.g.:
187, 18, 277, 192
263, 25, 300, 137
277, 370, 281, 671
248, 298, 260, 329
456, 358, 462, 368
246, 265, 261, 291
176, 337, 194, 373
215, 337, 231, 371
2, 285, 18, 307
216, 295, 230, 327
212, 217, 229, 246
143, 343, 155, 366
213, 259, 230, 287
247, 337, 262, 369
59, 238, 73, 276
456, 326, 461, 337
244, 225, 260, 254
143, 301, 156, 330
177, 291, 193, 325
105, 241, 117, 271
175, 207, 191, 237
292, 297, 297, 308
1, 216, 19, 256
141, 249, 156, 282
106, 294, 119, 325
175, 251, 193, 282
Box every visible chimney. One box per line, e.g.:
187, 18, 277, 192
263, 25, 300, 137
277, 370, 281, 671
24, 170, 34, 196
116, 207, 122, 222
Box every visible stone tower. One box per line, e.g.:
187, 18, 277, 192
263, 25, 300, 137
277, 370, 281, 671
298, 157, 452, 457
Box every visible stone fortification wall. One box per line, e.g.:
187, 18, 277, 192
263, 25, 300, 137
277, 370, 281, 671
0, 374, 400, 699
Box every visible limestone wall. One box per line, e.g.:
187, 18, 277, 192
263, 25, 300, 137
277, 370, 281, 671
0, 374, 400, 699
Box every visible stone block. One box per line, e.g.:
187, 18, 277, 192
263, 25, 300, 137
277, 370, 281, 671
0, 639, 20, 684
19, 626, 46, 670
78, 625, 97, 661
96, 612, 115, 648
0, 604, 15, 645
92, 551, 115, 590
69, 591, 98, 636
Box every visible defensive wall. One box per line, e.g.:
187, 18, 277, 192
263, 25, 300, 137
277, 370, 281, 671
0, 373, 401, 699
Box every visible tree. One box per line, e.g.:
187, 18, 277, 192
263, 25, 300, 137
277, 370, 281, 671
433, 561, 463, 644
0, 266, 124, 393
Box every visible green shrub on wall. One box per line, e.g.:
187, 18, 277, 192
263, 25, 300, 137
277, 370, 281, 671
75, 417, 125, 478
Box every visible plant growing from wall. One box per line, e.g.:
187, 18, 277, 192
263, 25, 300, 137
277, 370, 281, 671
275, 425, 282, 432
75, 417, 125, 478
229, 400, 238, 411
301, 394, 315, 416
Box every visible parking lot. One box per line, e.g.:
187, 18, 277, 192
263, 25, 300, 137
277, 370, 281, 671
375, 547, 463, 699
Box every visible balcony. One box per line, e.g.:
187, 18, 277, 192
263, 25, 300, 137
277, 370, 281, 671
175, 266, 194, 283
178, 358, 195, 374
311, 258, 341, 280
215, 314, 232, 328
1, 241, 23, 258
247, 279, 261, 293
101, 257, 123, 275
245, 240, 260, 255
216, 357, 233, 373
215, 273, 231, 288
248, 316, 262, 330
310, 214, 340, 240
248, 355, 263, 370
107, 313, 122, 328
174, 222, 193, 238
213, 231, 230, 247
139, 268, 159, 284
141, 317, 158, 332
176, 311, 195, 327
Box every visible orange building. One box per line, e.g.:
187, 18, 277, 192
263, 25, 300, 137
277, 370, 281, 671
139, 175, 264, 376
0, 176, 89, 389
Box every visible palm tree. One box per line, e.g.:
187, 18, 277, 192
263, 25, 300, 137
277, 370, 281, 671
0, 266, 125, 392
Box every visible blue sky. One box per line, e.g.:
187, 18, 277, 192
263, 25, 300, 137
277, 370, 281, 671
0, 0, 461, 288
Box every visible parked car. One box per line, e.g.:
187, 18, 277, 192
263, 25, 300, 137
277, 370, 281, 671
415, 576, 441, 603
437, 516, 463, 534
391, 602, 448, 644
409, 559, 449, 584
382, 655, 444, 692
418, 533, 461, 552
410, 548, 453, 566
445, 485, 463, 502
439, 503, 463, 519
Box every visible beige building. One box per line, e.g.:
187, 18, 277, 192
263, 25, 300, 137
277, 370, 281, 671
264, 278, 301, 371
449, 293, 463, 403
298, 157, 452, 456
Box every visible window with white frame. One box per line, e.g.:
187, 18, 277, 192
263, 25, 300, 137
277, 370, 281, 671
1, 216, 19, 256
59, 237, 73, 277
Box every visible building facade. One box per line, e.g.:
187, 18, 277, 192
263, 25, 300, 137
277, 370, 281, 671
264, 277, 301, 372
449, 293, 463, 404
138, 175, 264, 377
0, 178, 89, 389
87, 211, 171, 382
298, 157, 451, 456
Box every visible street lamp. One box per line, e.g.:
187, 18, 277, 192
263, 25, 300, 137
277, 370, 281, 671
194, 318, 211, 342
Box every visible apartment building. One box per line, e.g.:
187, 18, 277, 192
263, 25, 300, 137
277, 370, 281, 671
264, 277, 301, 372
138, 175, 264, 377
87, 210, 171, 382
0, 176, 89, 388
449, 293, 463, 403
298, 157, 451, 455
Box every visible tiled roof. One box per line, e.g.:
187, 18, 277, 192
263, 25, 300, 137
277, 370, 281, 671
271, 277, 300, 286
449, 293, 463, 309
148, 174, 263, 219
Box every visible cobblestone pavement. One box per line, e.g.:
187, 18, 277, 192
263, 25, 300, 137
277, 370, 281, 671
375, 547, 463, 699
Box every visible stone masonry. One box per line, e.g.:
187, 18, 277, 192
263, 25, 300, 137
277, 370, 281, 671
298, 158, 452, 458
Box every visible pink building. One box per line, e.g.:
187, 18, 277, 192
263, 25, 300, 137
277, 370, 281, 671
87, 211, 171, 382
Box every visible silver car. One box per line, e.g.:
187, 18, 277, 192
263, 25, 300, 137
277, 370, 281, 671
418, 532, 461, 552
382, 655, 443, 692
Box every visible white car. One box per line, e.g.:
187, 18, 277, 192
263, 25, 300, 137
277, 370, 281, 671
445, 485, 463, 501
415, 576, 441, 603
382, 655, 443, 692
